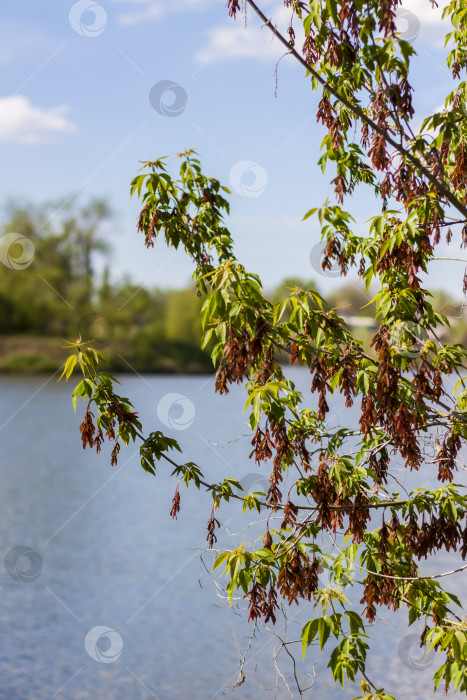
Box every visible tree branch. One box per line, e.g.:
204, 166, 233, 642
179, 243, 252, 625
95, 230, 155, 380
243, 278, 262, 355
244, 0, 467, 220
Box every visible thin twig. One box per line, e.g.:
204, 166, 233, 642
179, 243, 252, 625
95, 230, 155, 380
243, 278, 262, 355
244, 0, 467, 220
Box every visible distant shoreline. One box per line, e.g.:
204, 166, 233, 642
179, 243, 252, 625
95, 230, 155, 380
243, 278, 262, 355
0, 334, 212, 375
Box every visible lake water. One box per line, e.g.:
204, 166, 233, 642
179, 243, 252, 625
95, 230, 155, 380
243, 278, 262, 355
0, 369, 465, 699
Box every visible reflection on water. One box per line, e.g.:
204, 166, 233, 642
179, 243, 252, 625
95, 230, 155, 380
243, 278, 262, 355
0, 370, 465, 699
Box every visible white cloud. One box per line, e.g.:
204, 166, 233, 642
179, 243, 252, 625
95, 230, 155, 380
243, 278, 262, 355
195, 4, 301, 64
0, 96, 76, 144
108, 0, 215, 26
113, 0, 451, 47
400, 0, 447, 25
398, 0, 450, 45
195, 24, 283, 64
196, 0, 450, 66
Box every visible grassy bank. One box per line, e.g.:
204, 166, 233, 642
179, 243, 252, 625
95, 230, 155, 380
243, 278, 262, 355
0, 335, 212, 375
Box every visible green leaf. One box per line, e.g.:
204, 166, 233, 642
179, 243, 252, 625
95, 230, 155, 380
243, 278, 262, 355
71, 385, 80, 412
319, 617, 332, 650
302, 618, 320, 659
213, 551, 230, 571
303, 207, 318, 221
60, 354, 78, 381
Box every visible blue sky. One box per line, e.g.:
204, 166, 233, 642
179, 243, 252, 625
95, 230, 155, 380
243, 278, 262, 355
0, 0, 463, 298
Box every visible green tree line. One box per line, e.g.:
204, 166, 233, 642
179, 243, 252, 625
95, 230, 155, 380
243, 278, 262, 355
0, 200, 464, 374
0, 200, 209, 373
